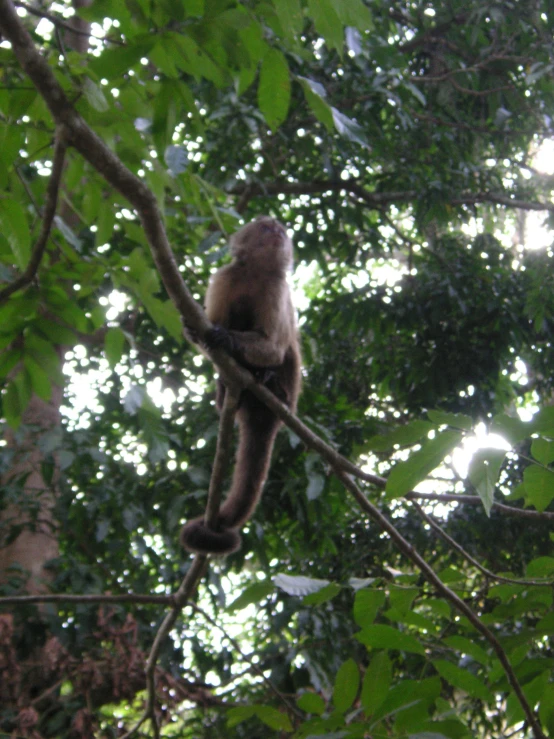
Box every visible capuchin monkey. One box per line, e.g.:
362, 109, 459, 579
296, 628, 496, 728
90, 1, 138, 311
180, 216, 301, 555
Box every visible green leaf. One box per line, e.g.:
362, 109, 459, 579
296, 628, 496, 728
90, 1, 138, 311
83, 77, 109, 112
273, 0, 304, 40
104, 327, 126, 368
386, 430, 462, 498
273, 574, 331, 596
297, 692, 326, 715
353, 588, 386, 628
531, 438, 554, 466
0, 199, 31, 270
96, 204, 115, 247
0, 347, 22, 378
258, 48, 291, 131
23, 355, 52, 401
443, 636, 489, 666
303, 582, 341, 605
307, 0, 343, 54
297, 75, 334, 131
333, 658, 360, 713
539, 682, 554, 736
467, 448, 506, 516
88, 39, 155, 80
35, 318, 78, 346
333, 0, 373, 31
490, 413, 530, 444
427, 410, 473, 430
361, 651, 391, 716
367, 420, 436, 451
531, 406, 554, 437
355, 624, 425, 655
526, 556, 554, 578
25, 333, 63, 384
306, 472, 325, 500
523, 465, 554, 512
227, 580, 274, 611
331, 107, 370, 148
255, 706, 292, 732
227, 705, 292, 732
433, 660, 492, 702
3, 378, 22, 428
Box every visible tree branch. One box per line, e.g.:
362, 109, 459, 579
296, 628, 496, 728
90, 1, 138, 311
229, 180, 554, 214
0, 593, 173, 605
410, 500, 553, 587
0, 126, 67, 303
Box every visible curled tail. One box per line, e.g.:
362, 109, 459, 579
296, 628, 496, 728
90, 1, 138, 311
180, 395, 280, 555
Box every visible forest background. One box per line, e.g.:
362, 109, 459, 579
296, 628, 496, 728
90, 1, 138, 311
0, 0, 554, 737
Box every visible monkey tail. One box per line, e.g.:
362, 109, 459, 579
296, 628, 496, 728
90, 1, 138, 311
180, 396, 280, 555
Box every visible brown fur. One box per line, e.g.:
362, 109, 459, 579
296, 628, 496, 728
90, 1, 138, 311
180, 217, 301, 554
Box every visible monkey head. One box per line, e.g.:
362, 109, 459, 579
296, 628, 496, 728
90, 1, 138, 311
230, 216, 293, 270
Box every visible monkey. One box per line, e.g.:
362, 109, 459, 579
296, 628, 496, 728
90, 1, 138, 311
180, 216, 301, 555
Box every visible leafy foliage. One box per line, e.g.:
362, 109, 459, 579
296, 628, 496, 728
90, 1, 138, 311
1, 0, 554, 737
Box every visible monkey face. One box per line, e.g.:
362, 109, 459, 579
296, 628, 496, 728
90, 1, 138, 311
230, 217, 293, 269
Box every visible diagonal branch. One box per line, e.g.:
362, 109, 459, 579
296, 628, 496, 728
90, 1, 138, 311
0, 126, 67, 303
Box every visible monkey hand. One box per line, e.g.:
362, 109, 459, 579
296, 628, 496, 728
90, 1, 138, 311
204, 325, 237, 355
183, 323, 200, 345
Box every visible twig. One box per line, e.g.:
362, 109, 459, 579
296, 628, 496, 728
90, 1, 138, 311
410, 500, 553, 587
0, 127, 67, 302
204, 386, 240, 527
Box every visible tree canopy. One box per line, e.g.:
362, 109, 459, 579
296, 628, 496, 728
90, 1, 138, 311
0, 0, 554, 737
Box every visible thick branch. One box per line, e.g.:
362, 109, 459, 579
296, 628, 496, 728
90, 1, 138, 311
229, 180, 554, 214
0, 126, 67, 303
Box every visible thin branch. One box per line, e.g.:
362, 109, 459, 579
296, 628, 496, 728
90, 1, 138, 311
204, 386, 240, 527
411, 500, 553, 587
404, 490, 554, 520
0, 127, 67, 303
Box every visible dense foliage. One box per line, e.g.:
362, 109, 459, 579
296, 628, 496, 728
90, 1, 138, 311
1, 0, 554, 737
